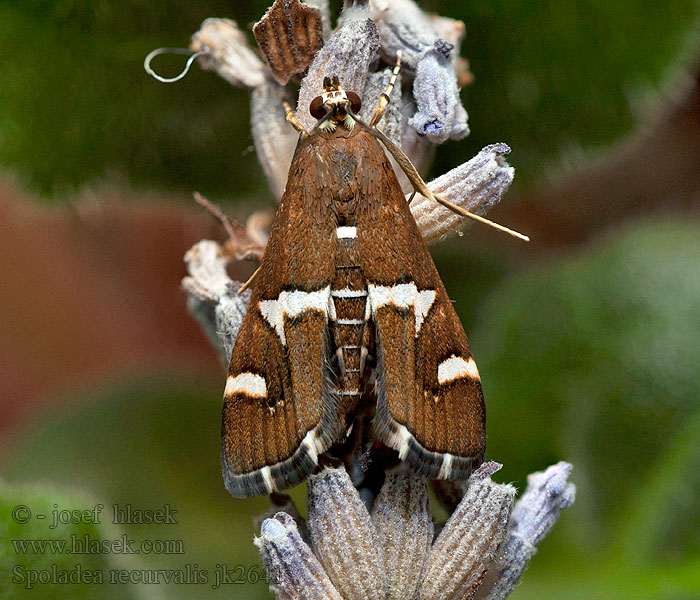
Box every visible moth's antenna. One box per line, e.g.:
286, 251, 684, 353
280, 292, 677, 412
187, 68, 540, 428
193, 192, 267, 264
362, 122, 530, 242
370, 50, 402, 127
144, 47, 208, 83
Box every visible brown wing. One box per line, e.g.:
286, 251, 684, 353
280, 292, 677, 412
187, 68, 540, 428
221, 135, 339, 498
355, 129, 486, 481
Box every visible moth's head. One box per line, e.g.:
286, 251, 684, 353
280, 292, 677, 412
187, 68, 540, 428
309, 75, 362, 133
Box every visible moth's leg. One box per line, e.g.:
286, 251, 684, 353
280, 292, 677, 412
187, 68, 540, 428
224, 241, 266, 263
283, 101, 310, 136
237, 265, 261, 294
194, 192, 267, 262
370, 50, 402, 128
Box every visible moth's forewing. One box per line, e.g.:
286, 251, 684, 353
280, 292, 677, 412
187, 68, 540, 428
354, 130, 486, 480
221, 127, 485, 498
221, 135, 339, 498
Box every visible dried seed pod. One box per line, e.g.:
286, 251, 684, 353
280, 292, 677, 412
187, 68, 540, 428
409, 44, 463, 143
427, 14, 473, 88
254, 0, 325, 85
450, 99, 470, 140
190, 18, 267, 88
250, 78, 300, 200
370, 0, 436, 69
428, 13, 466, 55
371, 470, 433, 600
304, 0, 332, 40
296, 11, 380, 131
255, 512, 343, 600
306, 466, 386, 600
420, 464, 515, 600
400, 105, 437, 176
255, 493, 310, 544
182, 240, 252, 362
410, 143, 515, 246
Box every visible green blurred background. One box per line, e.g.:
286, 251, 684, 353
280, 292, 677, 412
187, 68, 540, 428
1, 1, 700, 598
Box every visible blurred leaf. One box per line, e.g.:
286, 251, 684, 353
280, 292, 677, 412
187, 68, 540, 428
509, 555, 700, 600
0, 1, 271, 199
614, 408, 700, 565
470, 220, 700, 568
0, 480, 143, 598
1, 375, 273, 599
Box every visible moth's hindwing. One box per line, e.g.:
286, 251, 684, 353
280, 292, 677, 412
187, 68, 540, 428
355, 129, 486, 481
221, 136, 338, 498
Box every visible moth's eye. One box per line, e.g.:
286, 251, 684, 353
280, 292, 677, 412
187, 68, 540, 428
346, 92, 362, 114
322, 76, 331, 89
310, 96, 326, 120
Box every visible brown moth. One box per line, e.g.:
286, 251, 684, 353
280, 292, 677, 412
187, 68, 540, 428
222, 74, 486, 498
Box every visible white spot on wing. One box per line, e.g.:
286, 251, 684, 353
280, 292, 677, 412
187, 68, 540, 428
301, 430, 322, 464
437, 453, 454, 479
225, 373, 267, 398
415, 290, 436, 333
331, 288, 367, 298
437, 355, 480, 384
393, 424, 412, 460
260, 466, 275, 493
259, 286, 331, 345
284, 287, 331, 318
336, 318, 364, 325
336, 226, 357, 239
367, 283, 436, 335
259, 299, 285, 344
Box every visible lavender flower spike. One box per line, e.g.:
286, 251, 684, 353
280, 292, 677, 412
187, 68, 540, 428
190, 18, 267, 88
255, 512, 343, 600
411, 143, 515, 246
371, 470, 434, 600
420, 462, 515, 600
296, 8, 379, 132
306, 466, 386, 600
476, 462, 577, 600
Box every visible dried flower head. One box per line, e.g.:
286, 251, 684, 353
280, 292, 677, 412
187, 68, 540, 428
255, 462, 575, 599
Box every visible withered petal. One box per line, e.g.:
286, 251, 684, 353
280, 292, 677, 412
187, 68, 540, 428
411, 144, 515, 245
307, 466, 387, 600
419, 466, 515, 600
476, 462, 576, 600
255, 512, 343, 600
371, 470, 434, 600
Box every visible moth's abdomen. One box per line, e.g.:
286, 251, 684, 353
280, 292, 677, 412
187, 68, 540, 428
329, 225, 375, 420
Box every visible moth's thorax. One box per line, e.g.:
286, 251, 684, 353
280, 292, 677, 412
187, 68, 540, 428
303, 128, 387, 220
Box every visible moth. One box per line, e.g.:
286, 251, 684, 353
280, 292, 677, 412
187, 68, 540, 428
221, 67, 510, 499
